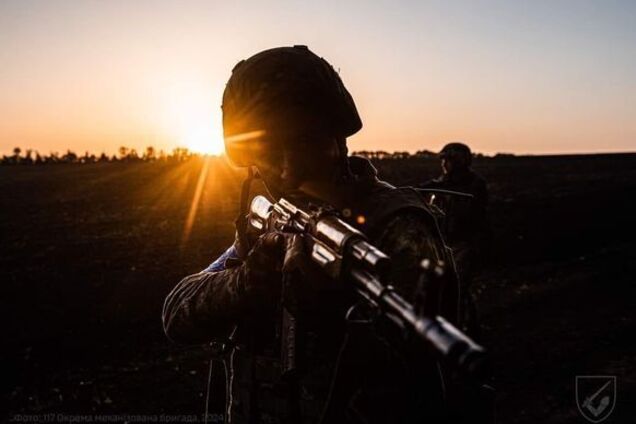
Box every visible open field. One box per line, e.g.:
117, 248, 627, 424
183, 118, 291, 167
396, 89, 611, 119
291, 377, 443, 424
3, 154, 636, 423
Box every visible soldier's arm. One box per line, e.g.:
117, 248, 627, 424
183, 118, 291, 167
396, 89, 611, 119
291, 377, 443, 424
374, 210, 459, 321
162, 234, 283, 344
471, 176, 489, 208
162, 250, 245, 344
470, 175, 492, 252
417, 177, 444, 190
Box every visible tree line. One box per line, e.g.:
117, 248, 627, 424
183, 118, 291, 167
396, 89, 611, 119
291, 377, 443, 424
1, 146, 194, 165
2, 146, 498, 165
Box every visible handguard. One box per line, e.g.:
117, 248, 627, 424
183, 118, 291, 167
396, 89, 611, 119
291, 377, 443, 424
248, 195, 488, 381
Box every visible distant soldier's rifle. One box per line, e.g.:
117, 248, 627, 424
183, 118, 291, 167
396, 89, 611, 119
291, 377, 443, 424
414, 187, 475, 199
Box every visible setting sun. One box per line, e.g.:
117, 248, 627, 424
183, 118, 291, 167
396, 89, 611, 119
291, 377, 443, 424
182, 126, 225, 155
158, 74, 226, 156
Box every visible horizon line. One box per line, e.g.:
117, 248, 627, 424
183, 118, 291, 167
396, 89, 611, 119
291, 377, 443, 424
3, 146, 636, 160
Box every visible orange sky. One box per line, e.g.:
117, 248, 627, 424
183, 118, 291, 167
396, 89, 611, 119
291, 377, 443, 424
1, 1, 635, 156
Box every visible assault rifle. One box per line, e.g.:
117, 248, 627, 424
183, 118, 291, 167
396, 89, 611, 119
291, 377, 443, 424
247, 195, 488, 381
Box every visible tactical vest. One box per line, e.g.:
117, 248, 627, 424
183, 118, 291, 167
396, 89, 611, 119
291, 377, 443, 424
225, 167, 454, 424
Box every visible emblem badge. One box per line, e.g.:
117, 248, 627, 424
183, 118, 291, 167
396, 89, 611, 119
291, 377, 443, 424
575, 375, 616, 423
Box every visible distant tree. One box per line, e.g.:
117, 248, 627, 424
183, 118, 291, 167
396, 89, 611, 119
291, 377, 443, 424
126, 148, 139, 161
62, 150, 78, 163
414, 149, 436, 158
171, 147, 191, 162
24, 149, 34, 164
144, 146, 156, 161
352, 150, 370, 158
80, 151, 95, 164
12, 147, 21, 164
49, 152, 60, 163
119, 146, 129, 160
391, 151, 410, 159
98, 152, 109, 162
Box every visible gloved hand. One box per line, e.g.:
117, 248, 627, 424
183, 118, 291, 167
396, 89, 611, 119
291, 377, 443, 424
240, 232, 287, 300
240, 232, 343, 312
281, 234, 345, 317
282, 233, 312, 275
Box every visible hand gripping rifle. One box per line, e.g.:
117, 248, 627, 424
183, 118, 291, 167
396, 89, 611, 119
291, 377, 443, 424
247, 195, 488, 381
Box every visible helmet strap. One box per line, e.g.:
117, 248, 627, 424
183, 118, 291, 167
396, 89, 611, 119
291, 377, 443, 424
337, 138, 352, 182
235, 166, 256, 255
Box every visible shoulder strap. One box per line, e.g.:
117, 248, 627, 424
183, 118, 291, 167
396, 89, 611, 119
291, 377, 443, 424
235, 167, 255, 258
354, 185, 435, 240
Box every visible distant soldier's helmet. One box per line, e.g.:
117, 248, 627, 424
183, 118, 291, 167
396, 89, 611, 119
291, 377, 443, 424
222, 45, 362, 167
439, 142, 472, 167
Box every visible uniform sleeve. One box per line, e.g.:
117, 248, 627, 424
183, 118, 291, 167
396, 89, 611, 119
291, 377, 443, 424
162, 244, 248, 344
469, 176, 491, 252
471, 176, 489, 208
203, 244, 240, 272
374, 210, 459, 322
417, 177, 444, 190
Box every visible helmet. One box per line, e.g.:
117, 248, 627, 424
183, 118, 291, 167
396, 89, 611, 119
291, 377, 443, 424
439, 142, 472, 167
222, 45, 362, 167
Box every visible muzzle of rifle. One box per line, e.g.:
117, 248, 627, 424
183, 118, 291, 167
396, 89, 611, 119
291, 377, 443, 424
414, 315, 489, 382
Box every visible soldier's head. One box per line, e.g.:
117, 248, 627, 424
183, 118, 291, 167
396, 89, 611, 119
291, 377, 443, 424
222, 45, 362, 195
439, 142, 472, 175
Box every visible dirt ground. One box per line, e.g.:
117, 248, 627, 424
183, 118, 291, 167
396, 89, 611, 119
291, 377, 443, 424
2, 154, 635, 423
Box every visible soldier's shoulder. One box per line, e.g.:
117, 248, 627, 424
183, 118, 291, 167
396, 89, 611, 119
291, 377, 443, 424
358, 184, 438, 238
469, 170, 487, 185
381, 208, 437, 235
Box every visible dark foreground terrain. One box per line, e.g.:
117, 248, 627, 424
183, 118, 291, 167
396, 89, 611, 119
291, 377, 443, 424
2, 154, 636, 423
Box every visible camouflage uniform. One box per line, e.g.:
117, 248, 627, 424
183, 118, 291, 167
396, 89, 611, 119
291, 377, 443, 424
420, 154, 490, 337
422, 168, 489, 256
163, 156, 459, 423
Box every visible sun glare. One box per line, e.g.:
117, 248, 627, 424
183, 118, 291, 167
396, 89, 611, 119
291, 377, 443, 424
160, 75, 226, 156
182, 127, 225, 155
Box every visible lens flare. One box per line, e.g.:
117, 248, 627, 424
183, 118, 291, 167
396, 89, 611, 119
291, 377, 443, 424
181, 156, 212, 249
